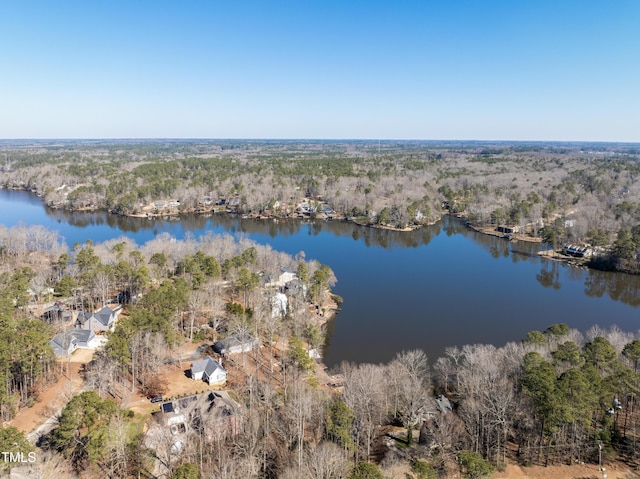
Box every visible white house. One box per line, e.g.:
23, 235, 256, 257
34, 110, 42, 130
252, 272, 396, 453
51, 329, 100, 355
50, 331, 79, 356
190, 356, 227, 385
71, 329, 99, 349
271, 292, 288, 318
265, 270, 297, 289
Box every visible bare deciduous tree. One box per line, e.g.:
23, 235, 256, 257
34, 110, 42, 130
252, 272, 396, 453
388, 349, 432, 446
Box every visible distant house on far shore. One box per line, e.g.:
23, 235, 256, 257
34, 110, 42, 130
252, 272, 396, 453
153, 199, 180, 210
562, 244, 593, 258
496, 225, 520, 234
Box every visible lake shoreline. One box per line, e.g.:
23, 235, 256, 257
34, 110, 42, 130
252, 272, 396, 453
2, 186, 640, 367
1, 184, 614, 275
3, 184, 624, 281
2, 184, 437, 233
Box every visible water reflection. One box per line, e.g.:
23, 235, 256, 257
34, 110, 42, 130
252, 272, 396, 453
536, 261, 561, 290
45, 207, 445, 251
32, 201, 640, 309
4, 188, 640, 366
584, 270, 640, 307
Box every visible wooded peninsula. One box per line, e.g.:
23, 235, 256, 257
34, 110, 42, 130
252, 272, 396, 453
2, 140, 640, 478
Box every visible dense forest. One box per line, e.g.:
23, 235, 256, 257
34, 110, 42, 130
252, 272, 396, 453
2, 140, 640, 272
2, 141, 640, 477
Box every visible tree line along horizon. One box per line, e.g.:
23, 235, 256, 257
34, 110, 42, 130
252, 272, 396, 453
0, 222, 640, 477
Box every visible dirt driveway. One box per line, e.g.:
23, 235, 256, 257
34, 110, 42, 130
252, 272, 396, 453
494, 462, 639, 479
9, 362, 84, 438
7, 345, 103, 440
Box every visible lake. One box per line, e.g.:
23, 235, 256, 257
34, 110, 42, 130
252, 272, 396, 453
2, 188, 640, 367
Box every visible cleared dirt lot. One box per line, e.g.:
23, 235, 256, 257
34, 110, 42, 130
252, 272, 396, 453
7, 345, 103, 437
9, 362, 84, 436
494, 462, 639, 479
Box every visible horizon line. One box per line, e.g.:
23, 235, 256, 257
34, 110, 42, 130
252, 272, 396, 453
1, 137, 640, 145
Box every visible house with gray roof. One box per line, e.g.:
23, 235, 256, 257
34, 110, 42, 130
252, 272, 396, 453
50, 329, 98, 355
435, 394, 453, 414
71, 329, 98, 348
153, 391, 240, 438
213, 331, 259, 356
50, 331, 79, 356
76, 305, 120, 332
190, 356, 227, 385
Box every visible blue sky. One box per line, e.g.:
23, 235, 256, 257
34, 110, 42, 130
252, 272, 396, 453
1, 1, 638, 141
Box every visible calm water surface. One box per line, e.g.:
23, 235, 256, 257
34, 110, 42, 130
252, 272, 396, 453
2, 189, 640, 367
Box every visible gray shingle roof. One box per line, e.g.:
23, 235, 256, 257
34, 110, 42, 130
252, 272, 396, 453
213, 331, 258, 355
51, 331, 77, 350
78, 306, 115, 327
70, 329, 94, 343
191, 357, 211, 375
191, 356, 224, 377
204, 357, 225, 377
